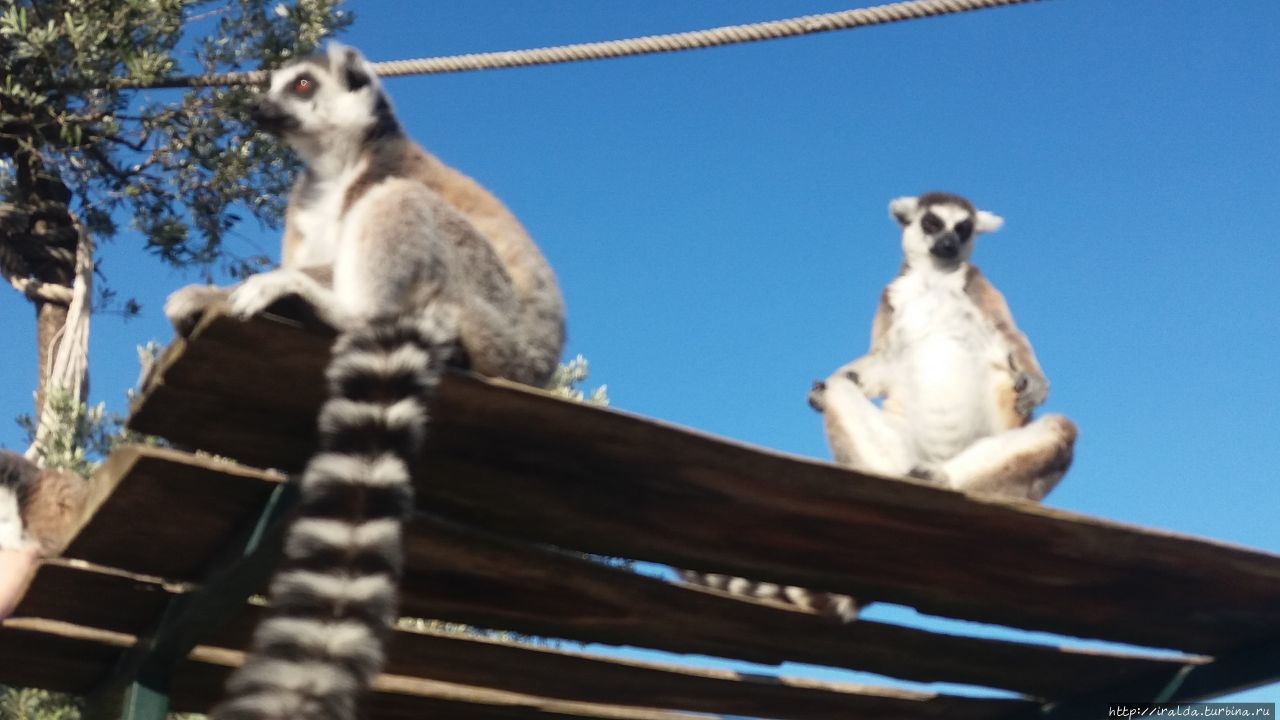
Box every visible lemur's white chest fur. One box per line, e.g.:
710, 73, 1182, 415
0, 485, 26, 550
286, 163, 368, 269
884, 266, 1009, 461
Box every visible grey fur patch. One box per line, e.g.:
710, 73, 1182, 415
341, 135, 421, 214
917, 191, 976, 214
0, 452, 38, 550
0, 451, 38, 509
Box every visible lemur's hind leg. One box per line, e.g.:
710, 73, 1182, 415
809, 368, 916, 477
164, 285, 231, 336
939, 414, 1077, 501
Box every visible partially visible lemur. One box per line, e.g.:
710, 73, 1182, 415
0, 453, 37, 556
676, 569, 858, 622
0, 452, 87, 618
165, 44, 565, 720
809, 192, 1077, 500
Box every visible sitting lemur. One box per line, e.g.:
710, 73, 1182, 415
165, 44, 565, 720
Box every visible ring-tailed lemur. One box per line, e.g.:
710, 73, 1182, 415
165, 44, 565, 720
0, 452, 39, 555
0, 451, 86, 618
809, 192, 1077, 500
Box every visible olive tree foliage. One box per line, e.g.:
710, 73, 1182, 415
0, 687, 81, 720
0, 0, 349, 280
546, 354, 609, 406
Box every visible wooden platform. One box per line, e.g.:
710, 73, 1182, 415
4, 306, 1279, 719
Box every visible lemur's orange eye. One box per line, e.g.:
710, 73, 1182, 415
291, 75, 316, 97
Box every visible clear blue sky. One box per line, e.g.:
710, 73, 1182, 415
2, 0, 1277, 705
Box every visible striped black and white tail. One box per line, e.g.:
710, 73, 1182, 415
211, 313, 454, 720
678, 570, 859, 623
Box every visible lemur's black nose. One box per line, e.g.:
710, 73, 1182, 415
249, 98, 278, 123
930, 234, 959, 259
249, 98, 296, 134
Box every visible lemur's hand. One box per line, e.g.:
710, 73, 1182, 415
226, 268, 348, 328
1007, 353, 1048, 417
1013, 371, 1048, 418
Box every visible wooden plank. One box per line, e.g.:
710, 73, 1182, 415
0, 618, 1029, 720
127, 310, 1280, 656
65, 447, 286, 580
53, 449, 1204, 701
82, 481, 297, 720
0, 617, 121, 695
130, 306, 334, 471
8, 560, 1121, 718
1023, 635, 1280, 720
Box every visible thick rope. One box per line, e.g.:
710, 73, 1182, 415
122, 0, 1043, 89
25, 224, 93, 465
0, 205, 75, 305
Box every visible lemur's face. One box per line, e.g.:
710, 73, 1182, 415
251, 44, 393, 157
890, 193, 1003, 268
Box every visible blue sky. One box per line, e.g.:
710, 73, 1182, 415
2, 0, 1278, 706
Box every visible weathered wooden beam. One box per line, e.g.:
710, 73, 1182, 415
81, 477, 296, 720
8, 562, 1019, 720
127, 309, 1280, 656
1021, 634, 1280, 720
52, 447, 1206, 701
0, 617, 120, 694
1, 618, 1032, 720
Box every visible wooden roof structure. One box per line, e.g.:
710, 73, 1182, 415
3, 305, 1279, 719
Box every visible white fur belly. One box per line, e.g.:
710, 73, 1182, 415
894, 336, 1001, 461
885, 273, 1007, 463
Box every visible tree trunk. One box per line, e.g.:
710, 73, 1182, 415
34, 299, 70, 420
2, 150, 80, 428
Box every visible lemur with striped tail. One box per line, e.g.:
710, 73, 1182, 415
686, 194, 1077, 622
165, 43, 565, 720
809, 192, 1076, 498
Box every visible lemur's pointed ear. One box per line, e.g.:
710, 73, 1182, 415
330, 42, 374, 91
889, 196, 919, 226
975, 210, 1004, 234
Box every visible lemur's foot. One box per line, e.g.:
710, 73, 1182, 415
907, 465, 949, 485
834, 356, 885, 399
164, 284, 228, 337
807, 380, 827, 412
